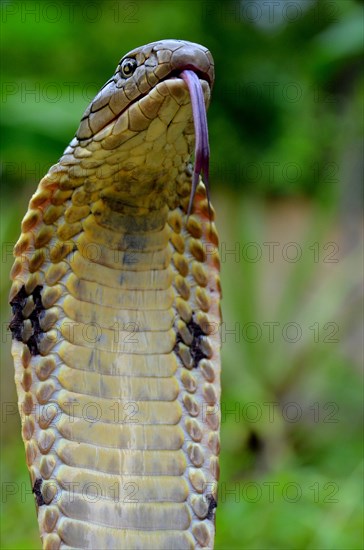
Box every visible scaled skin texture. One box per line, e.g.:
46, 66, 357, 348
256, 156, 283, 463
10, 39, 221, 550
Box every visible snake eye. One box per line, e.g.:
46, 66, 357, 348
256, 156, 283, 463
120, 58, 138, 78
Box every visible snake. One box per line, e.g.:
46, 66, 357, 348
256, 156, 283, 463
9, 39, 221, 550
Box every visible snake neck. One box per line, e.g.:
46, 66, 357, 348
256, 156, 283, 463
45, 129, 197, 241
10, 40, 220, 550
46, 74, 210, 223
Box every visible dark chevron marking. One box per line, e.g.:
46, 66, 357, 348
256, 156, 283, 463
9, 285, 44, 355
206, 494, 217, 520
174, 314, 209, 368
187, 316, 208, 367
33, 478, 45, 507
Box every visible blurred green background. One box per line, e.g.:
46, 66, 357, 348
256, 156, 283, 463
1, 1, 363, 548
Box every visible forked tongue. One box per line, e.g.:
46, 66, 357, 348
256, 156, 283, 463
180, 70, 211, 218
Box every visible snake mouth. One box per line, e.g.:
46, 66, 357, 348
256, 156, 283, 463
164, 66, 212, 87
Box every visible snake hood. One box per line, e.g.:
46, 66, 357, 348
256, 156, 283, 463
10, 39, 221, 550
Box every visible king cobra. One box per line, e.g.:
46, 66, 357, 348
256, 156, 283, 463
9, 39, 221, 550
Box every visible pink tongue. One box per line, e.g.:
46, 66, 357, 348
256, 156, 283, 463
180, 70, 211, 217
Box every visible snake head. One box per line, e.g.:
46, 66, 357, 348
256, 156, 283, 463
77, 40, 214, 140
75, 39, 214, 215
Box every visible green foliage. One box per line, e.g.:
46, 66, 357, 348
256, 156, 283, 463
215, 194, 363, 548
